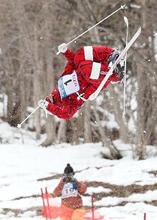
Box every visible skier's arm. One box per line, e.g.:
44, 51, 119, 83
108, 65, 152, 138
58, 44, 75, 76
52, 179, 64, 197
60, 61, 75, 77
47, 101, 79, 120
58, 43, 75, 64
63, 49, 75, 64
77, 181, 87, 195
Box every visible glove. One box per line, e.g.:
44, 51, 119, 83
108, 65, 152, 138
38, 99, 49, 109
58, 43, 68, 53
115, 64, 124, 81
45, 95, 53, 103
108, 50, 120, 67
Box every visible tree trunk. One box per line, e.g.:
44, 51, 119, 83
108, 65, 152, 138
93, 103, 122, 159
84, 102, 92, 143
57, 120, 66, 143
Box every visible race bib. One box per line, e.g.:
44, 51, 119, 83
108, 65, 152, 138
61, 182, 78, 199
58, 71, 80, 99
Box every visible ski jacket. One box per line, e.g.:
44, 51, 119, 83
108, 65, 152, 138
52, 178, 87, 209
46, 46, 121, 120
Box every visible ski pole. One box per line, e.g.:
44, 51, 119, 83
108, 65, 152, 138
57, 4, 126, 55
122, 16, 129, 119
17, 106, 40, 128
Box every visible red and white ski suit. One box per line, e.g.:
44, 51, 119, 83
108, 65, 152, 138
46, 46, 121, 120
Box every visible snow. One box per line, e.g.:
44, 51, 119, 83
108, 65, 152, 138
0, 122, 157, 220
130, 4, 141, 9
87, 187, 112, 194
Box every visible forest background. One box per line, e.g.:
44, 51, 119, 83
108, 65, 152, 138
0, 0, 157, 160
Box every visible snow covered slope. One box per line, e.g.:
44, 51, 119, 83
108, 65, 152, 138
0, 122, 157, 220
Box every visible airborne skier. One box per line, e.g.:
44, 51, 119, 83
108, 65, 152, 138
38, 43, 124, 120
17, 6, 141, 127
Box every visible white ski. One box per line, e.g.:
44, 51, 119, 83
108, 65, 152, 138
88, 26, 142, 101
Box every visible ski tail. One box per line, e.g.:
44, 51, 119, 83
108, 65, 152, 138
89, 27, 142, 101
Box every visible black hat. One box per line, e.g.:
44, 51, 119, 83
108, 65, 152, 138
64, 163, 74, 176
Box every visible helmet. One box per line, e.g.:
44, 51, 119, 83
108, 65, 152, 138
64, 163, 75, 177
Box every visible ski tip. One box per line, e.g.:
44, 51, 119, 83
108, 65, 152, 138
138, 26, 142, 33
124, 16, 128, 26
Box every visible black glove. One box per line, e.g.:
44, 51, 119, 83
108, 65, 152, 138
108, 51, 120, 67
115, 63, 124, 81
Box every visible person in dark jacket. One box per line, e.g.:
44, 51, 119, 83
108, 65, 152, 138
52, 164, 87, 220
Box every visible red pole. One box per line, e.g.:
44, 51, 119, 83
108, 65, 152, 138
144, 213, 146, 220
45, 187, 51, 220
91, 194, 95, 220
41, 188, 48, 220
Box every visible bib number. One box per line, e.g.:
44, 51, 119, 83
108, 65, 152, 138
61, 182, 78, 199
58, 71, 80, 99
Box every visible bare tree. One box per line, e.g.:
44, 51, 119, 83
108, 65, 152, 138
1, 0, 157, 156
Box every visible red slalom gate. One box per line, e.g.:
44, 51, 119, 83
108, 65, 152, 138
41, 190, 147, 220
41, 188, 48, 220
91, 194, 95, 220
41, 187, 55, 220
41, 190, 106, 220
84, 194, 104, 220
41, 187, 62, 219
41, 187, 77, 220
144, 213, 146, 220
